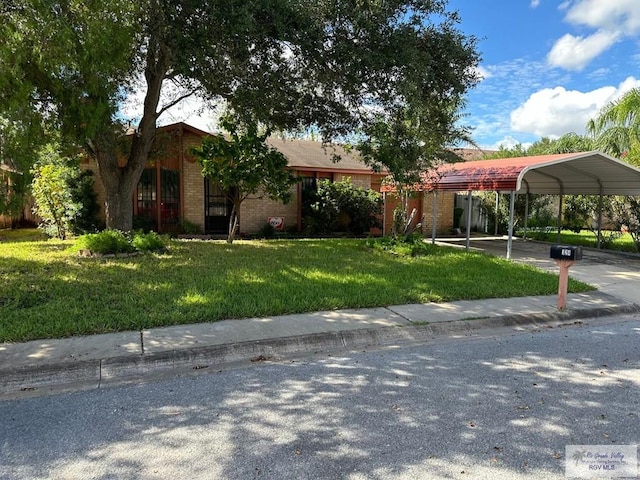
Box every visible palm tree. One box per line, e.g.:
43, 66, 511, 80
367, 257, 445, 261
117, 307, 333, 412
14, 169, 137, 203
587, 88, 640, 165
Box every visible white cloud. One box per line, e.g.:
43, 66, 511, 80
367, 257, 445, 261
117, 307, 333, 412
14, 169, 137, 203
485, 136, 531, 150
548, 0, 640, 70
530, 0, 540, 8
558, 1, 571, 11
473, 65, 493, 81
565, 0, 640, 34
510, 77, 640, 138
587, 67, 611, 80
547, 31, 620, 71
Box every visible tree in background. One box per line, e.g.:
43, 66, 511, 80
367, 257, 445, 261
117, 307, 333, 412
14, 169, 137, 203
526, 132, 595, 156
588, 88, 640, 165
0, 117, 42, 223
607, 196, 640, 252
587, 88, 640, 250
193, 114, 297, 243
1, 0, 479, 232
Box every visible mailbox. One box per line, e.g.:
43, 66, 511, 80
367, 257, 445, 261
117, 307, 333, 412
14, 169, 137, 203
550, 245, 582, 261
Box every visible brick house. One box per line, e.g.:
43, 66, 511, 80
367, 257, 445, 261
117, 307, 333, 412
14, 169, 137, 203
85, 122, 462, 236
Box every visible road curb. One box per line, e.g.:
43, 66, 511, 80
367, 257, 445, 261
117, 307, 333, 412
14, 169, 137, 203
2, 304, 639, 399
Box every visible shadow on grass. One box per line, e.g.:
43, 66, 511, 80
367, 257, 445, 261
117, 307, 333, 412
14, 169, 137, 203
0, 239, 592, 342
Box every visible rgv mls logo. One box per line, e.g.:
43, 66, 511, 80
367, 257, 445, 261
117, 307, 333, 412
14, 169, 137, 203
566, 445, 637, 478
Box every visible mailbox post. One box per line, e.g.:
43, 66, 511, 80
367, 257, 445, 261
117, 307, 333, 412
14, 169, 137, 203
550, 245, 582, 310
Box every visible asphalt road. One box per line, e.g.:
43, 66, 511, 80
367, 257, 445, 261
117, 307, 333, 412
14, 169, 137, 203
1, 314, 639, 480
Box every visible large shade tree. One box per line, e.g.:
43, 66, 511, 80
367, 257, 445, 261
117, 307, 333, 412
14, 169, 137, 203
1, 0, 480, 231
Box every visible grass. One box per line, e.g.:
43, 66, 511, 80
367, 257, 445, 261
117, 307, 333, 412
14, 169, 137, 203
524, 229, 638, 253
0, 230, 593, 342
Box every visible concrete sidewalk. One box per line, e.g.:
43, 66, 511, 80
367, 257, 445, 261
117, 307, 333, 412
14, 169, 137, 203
2, 287, 639, 399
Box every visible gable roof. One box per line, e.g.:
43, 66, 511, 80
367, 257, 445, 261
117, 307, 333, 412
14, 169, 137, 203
429, 151, 640, 195
266, 138, 376, 174
157, 122, 377, 173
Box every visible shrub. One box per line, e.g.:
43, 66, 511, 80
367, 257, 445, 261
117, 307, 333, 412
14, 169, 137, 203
366, 233, 432, 257
77, 230, 135, 254
305, 178, 382, 234
255, 222, 277, 239
76, 230, 168, 255
132, 231, 167, 252
181, 219, 203, 235
132, 215, 155, 233
70, 170, 101, 234
31, 146, 81, 240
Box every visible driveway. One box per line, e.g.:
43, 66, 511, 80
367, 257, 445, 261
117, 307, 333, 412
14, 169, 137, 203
438, 237, 640, 305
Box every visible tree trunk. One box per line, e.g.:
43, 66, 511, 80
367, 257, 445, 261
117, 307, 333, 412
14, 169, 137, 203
227, 203, 239, 244
102, 178, 136, 232
93, 133, 148, 232
91, 14, 169, 232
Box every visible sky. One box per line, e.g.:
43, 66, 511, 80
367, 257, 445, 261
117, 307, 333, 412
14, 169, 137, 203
141, 0, 640, 151
448, 0, 640, 150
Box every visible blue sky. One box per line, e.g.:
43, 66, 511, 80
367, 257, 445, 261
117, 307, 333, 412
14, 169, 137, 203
449, 0, 640, 149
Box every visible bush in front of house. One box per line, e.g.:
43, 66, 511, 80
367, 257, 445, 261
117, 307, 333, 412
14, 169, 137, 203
305, 178, 382, 235
132, 231, 167, 252
366, 232, 433, 257
255, 222, 277, 239
76, 230, 168, 255
77, 230, 135, 254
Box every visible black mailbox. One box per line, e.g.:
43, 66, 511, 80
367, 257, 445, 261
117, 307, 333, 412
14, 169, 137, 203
550, 245, 582, 261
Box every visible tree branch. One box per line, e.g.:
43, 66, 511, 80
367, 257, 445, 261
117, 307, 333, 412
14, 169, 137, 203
156, 87, 202, 116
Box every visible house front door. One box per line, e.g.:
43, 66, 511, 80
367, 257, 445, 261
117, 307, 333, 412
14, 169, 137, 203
204, 179, 232, 234
136, 167, 181, 233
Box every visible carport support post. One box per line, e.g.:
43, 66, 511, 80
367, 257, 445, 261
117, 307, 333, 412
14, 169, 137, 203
465, 190, 472, 251
507, 190, 515, 259
382, 192, 387, 235
597, 191, 603, 249
557, 193, 564, 243
523, 193, 529, 240
494, 192, 500, 236
431, 190, 438, 245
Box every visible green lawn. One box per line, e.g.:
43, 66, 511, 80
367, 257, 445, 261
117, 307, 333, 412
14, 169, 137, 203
524, 229, 638, 252
0, 232, 593, 342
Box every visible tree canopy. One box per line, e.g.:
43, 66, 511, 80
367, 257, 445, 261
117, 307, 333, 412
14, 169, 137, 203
1, 0, 479, 231
587, 88, 640, 166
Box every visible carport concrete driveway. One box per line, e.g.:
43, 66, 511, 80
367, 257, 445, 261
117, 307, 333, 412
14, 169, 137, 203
458, 238, 640, 305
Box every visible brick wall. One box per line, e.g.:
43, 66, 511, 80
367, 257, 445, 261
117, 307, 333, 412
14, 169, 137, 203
421, 191, 456, 234
239, 185, 299, 234
182, 159, 205, 231
334, 173, 372, 189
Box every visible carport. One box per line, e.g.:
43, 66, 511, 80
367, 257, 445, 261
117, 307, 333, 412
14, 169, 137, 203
425, 151, 640, 259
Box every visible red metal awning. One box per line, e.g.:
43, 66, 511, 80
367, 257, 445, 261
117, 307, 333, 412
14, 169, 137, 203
423, 151, 640, 195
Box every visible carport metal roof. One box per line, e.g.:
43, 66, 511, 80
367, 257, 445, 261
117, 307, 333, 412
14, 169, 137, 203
429, 151, 640, 195
420, 151, 640, 259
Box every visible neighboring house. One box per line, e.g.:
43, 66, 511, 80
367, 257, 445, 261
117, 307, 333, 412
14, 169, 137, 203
84, 122, 466, 236
0, 163, 37, 229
